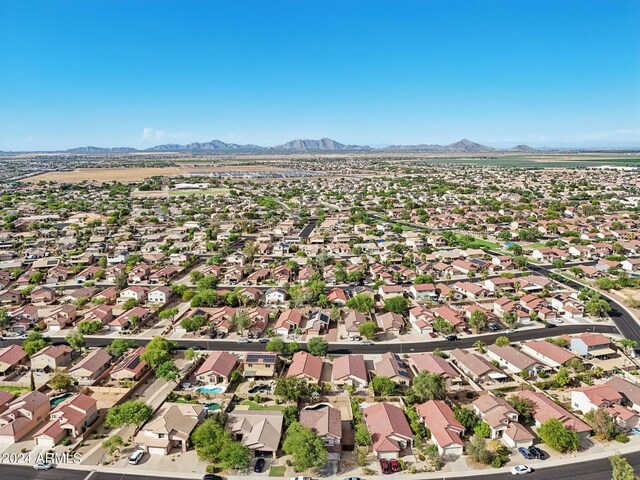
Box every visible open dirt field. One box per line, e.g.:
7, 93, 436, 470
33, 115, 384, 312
24, 165, 287, 183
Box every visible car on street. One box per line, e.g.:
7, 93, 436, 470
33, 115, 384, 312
389, 459, 401, 473
343, 477, 365, 480
192, 346, 204, 350
258, 338, 270, 344
445, 335, 458, 341
291, 477, 312, 480
361, 340, 373, 346
33, 462, 54, 470
544, 323, 557, 328
511, 465, 533, 475
506, 328, 515, 333
237, 338, 251, 344
517, 447, 533, 460
202, 474, 225, 480
254, 458, 265, 472
630, 427, 640, 436
379, 459, 391, 474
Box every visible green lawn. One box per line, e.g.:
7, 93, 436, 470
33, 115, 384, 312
0, 385, 30, 395
240, 400, 287, 411
269, 466, 286, 477
169, 188, 230, 196
468, 238, 501, 249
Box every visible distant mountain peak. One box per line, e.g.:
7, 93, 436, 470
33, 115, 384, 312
273, 138, 371, 152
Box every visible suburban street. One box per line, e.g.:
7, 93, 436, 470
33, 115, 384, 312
2, 450, 640, 480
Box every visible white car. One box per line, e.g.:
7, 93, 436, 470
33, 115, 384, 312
361, 340, 373, 346
291, 477, 312, 480
511, 465, 532, 475
237, 338, 251, 344
506, 328, 515, 333
33, 462, 54, 470
128, 449, 145, 465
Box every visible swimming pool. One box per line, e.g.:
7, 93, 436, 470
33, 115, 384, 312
206, 403, 221, 411
195, 384, 227, 394
50, 392, 73, 407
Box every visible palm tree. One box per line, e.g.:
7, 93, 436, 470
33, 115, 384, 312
473, 340, 486, 353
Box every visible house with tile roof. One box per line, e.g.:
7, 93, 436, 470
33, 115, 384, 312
135, 402, 205, 455
287, 351, 323, 384
0, 391, 50, 443
416, 400, 465, 457
300, 404, 342, 459
332, 354, 368, 389
195, 351, 239, 385
363, 402, 413, 459
33, 393, 98, 447
227, 410, 283, 458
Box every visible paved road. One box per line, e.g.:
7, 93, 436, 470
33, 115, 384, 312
0, 323, 614, 355
298, 218, 317, 238
529, 263, 640, 351
2, 450, 640, 479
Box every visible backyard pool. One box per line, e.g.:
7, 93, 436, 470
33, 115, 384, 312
206, 402, 222, 412
50, 392, 73, 407
195, 385, 227, 394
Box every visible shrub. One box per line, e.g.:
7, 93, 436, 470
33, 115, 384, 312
616, 433, 630, 443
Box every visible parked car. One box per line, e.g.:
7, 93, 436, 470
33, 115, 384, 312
291, 477, 312, 480
379, 459, 391, 474
511, 465, 532, 475
462, 327, 472, 335
517, 447, 533, 460
361, 340, 373, 346
505, 328, 515, 334
544, 323, 557, 328
343, 477, 365, 480
389, 459, 401, 473
203, 474, 225, 480
217, 332, 226, 339
429, 332, 438, 338
258, 338, 270, 344
445, 335, 458, 341
237, 338, 250, 344
254, 458, 265, 473
128, 449, 145, 465
528, 445, 544, 459
192, 346, 204, 351
33, 462, 54, 470
631, 427, 640, 436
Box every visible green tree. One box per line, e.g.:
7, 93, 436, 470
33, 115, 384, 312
494, 336, 510, 347
141, 336, 178, 369
473, 340, 486, 353
115, 272, 128, 291
585, 409, 618, 441
411, 372, 446, 402
159, 307, 179, 323
219, 440, 251, 470
384, 296, 409, 314
22, 331, 49, 356
610, 454, 638, 480
49, 370, 73, 391
185, 347, 196, 362
0, 308, 9, 335
371, 376, 396, 396
306, 337, 329, 357
282, 422, 328, 472
358, 320, 378, 340
554, 367, 571, 388
105, 401, 153, 428
432, 317, 453, 334
585, 296, 611, 318
77, 320, 103, 335
474, 420, 491, 438
507, 395, 535, 423
156, 360, 181, 382
354, 423, 372, 446
454, 407, 479, 431
101, 435, 124, 455
106, 338, 135, 357
122, 298, 138, 311
345, 294, 375, 313
538, 418, 579, 453
231, 310, 250, 335
274, 376, 309, 401
65, 330, 85, 353
266, 338, 287, 354
181, 314, 206, 332
469, 310, 488, 333
466, 434, 493, 465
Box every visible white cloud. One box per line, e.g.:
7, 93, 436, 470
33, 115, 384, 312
141, 128, 190, 142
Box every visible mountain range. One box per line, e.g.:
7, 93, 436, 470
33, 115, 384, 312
62, 137, 523, 154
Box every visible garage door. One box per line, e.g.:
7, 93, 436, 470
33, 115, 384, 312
148, 446, 167, 455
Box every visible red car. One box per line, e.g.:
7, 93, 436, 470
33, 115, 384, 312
389, 459, 401, 473
379, 459, 391, 474
429, 332, 438, 338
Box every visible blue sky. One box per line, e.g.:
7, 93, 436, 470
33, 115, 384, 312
1, 0, 639, 150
